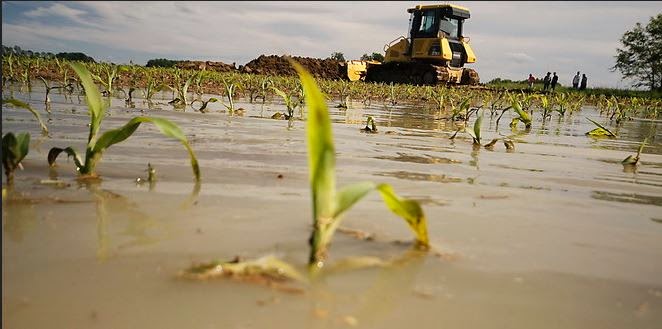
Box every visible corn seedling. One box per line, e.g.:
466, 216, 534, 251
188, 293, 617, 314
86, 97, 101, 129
509, 99, 532, 129
191, 97, 219, 113
290, 59, 429, 269
47, 63, 200, 181
461, 109, 483, 145
2, 99, 49, 135
360, 116, 378, 133
585, 117, 616, 137
622, 139, 646, 166
167, 70, 196, 108
92, 63, 124, 97
2, 132, 30, 185
271, 86, 299, 127
124, 87, 136, 108
221, 79, 238, 115
539, 95, 553, 121
142, 75, 163, 102
554, 92, 569, 116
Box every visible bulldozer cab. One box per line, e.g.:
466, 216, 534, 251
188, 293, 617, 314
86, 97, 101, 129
401, 4, 474, 68
408, 4, 469, 41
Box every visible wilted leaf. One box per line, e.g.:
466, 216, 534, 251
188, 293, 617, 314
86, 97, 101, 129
2, 99, 49, 135
586, 118, 616, 137
93, 117, 200, 181
376, 184, 429, 247
47, 147, 84, 170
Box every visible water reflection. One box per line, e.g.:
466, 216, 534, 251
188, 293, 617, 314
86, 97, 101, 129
591, 190, 662, 206
375, 153, 459, 164
374, 171, 463, 184
309, 248, 427, 329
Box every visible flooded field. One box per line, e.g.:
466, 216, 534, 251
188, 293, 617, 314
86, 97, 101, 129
3, 86, 662, 328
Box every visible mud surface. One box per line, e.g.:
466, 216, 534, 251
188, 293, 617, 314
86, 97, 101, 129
240, 55, 346, 80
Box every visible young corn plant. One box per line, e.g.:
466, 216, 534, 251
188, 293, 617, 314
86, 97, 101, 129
167, 70, 196, 109
360, 116, 378, 133
191, 97, 219, 113
291, 60, 429, 270
622, 139, 646, 166
2, 132, 30, 185
47, 63, 200, 181
539, 95, 553, 121
271, 86, 299, 128
141, 74, 163, 102
39, 77, 63, 105
92, 63, 124, 97
221, 79, 239, 115
466, 110, 483, 145
509, 99, 532, 129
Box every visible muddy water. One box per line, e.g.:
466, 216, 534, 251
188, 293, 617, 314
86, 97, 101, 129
3, 86, 662, 328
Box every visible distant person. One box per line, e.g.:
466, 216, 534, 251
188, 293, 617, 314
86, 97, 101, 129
580, 74, 587, 90
543, 72, 551, 91
527, 74, 535, 89
551, 72, 559, 91
572, 71, 581, 89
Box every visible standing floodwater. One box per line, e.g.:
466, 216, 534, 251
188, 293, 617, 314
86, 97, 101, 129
3, 85, 662, 329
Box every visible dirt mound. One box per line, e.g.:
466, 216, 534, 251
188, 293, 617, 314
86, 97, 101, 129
240, 55, 345, 80
176, 60, 237, 73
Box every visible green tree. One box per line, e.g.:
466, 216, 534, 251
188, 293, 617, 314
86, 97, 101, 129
360, 52, 384, 62
330, 52, 345, 61
146, 58, 179, 68
56, 52, 96, 63
612, 14, 662, 91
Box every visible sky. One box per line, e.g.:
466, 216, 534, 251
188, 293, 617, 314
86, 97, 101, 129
2, 1, 661, 89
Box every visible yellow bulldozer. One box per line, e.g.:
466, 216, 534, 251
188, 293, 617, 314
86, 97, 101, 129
344, 3, 479, 86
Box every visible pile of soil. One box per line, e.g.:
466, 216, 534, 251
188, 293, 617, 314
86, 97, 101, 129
239, 55, 346, 80
175, 60, 237, 73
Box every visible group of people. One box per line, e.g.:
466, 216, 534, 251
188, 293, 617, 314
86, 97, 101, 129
572, 71, 588, 90
527, 71, 588, 92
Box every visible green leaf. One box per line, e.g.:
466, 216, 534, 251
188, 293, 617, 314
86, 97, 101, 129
334, 181, 377, 219
47, 146, 84, 170
473, 110, 483, 144
512, 100, 531, 123
93, 117, 200, 181
2, 132, 30, 171
290, 59, 336, 220
271, 86, 290, 103
69, 62, 105, 141
376, 184, 429, 247
2, 99, 49, 135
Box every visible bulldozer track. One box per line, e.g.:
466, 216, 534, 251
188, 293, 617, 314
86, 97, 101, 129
365, 62, 478, 86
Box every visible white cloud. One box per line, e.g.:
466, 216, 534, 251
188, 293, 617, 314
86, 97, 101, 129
24, 3, 86, 21
505, 52, 534, 64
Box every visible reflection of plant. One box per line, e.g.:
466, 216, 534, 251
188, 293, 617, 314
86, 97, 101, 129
47, 63, 200, 181
2, 132, 30, 185
292, 60, 429, 269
